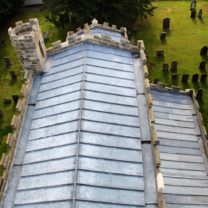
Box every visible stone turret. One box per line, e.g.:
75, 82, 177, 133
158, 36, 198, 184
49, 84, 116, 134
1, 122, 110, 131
8, 18, 46, 74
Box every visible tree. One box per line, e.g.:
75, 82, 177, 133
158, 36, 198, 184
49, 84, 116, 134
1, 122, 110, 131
43, 0, 156, 29
0, 0, 24, 24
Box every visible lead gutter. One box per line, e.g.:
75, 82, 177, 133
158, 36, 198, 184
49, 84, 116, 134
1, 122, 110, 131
134, 41, 166, 208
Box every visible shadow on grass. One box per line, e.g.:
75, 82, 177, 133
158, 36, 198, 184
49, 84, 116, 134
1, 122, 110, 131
191, 17, 197, 24
198, 17, 205, 24
201, 81, 208, 88
171, 79, 179, 86
192, 81, 200, 89
182, 82, 192, 89
0, 125, 12, 156
161, 39, 167, 45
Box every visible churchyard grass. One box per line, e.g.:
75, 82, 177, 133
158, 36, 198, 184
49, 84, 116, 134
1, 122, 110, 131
136, 1, 208, 129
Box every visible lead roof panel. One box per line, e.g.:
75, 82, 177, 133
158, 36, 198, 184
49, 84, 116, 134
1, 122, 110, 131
3, 42, 147, 208
151, 89, 208, 207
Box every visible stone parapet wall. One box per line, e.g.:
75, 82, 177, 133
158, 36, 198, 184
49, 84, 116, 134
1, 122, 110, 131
0, 71, 33, 201
139, 41, 167, 208
47, 19, 135, 55
47, 33, 138, 55
190, 89, 208, 168
67, 19, 128, 40
8, 18, 46, 73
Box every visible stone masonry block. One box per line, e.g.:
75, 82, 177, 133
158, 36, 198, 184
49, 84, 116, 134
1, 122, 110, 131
149, 110, 155, 123
137, 40, 145, 50
145, 79, 150, 90
154, 147, 161, 168
11, 115, 21, 130
0, 154, 9, 169
157, 172, 164, 193
143, 65, 149, 77
21, 84, 29, 97
151, 125, 158, 144
0, 177, 6, 192
158, 192, 167, 208
147, 93, 153, 106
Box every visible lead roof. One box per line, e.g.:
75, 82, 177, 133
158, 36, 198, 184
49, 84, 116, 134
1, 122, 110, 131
2, 25, 208, 208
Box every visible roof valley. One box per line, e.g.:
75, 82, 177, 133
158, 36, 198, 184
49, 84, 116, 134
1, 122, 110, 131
132, 54, 158, 207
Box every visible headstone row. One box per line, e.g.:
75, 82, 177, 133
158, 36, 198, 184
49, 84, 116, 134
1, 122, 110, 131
162, 61, 177, 72
155, 73, 207, 83
171, 73, 207, 83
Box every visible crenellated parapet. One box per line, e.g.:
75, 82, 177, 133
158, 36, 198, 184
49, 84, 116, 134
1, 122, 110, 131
47, 19, 135, 55
8, 18, 46, 74
66, 19, 128, 40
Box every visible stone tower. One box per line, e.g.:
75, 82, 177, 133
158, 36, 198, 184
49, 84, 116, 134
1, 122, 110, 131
8, 18, 46, 73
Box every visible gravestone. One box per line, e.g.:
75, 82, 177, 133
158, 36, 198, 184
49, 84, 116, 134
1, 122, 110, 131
190, 0, 196, 18
12, 95, 19, 103
196, 88, 203, 102
200, 46, 207, 56
4, 57, 12, 67
192, 74, 199, 82
163, 18, 170, 30
200, 73, 207, 82
171, 61, 178, 72
0, 109, 3, 118
198, 9, 203, 18
171, 73, 178, 81
190, 0, 196, 10
9, 71, 17, 80
162, 63, 169, 72
160, 32, 166, 40
4, 98, 11, 105
181, 74, 189, 83
154, 79, 160, 84
156, 50, 164, 58
191, 9, 196, 18
199, 61, 206, 70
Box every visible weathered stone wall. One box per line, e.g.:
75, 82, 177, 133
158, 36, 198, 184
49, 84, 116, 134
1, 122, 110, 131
47, 19, 135, 55
0, 71, 33, 200
8, 18, 46, 74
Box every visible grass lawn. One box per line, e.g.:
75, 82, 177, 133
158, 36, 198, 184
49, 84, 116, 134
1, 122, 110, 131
136, 1, 208, 129
0, 1, 208, 158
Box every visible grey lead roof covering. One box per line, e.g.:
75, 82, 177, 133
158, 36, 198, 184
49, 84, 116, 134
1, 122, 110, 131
92, 28, 122, 41
2, 39, 157, 207
3, 25, 208, 208
152, 89, 208, 208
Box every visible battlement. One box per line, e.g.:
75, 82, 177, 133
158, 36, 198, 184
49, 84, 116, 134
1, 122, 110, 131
8, 18, 46, 74
9, 18, 133, 69
47, 19, 137, 55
